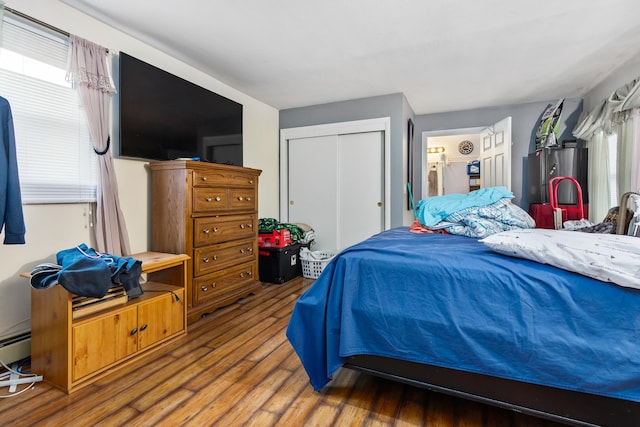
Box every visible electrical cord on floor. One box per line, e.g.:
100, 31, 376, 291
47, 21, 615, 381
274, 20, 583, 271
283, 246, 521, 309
0, 357, 43, 398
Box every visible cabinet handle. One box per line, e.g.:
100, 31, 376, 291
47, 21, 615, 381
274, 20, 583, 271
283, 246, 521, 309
130, 328, 138, 336
238, 196, 244, 201
140, 324, 148, 331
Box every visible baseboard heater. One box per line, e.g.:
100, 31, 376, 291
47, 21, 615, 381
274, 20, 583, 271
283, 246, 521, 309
0, 332, 31, 364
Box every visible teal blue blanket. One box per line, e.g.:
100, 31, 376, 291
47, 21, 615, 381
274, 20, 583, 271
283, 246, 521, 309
416, 186, 513, 227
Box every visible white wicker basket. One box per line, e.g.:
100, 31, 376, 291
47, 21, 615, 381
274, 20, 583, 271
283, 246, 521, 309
300, 251, 337, 279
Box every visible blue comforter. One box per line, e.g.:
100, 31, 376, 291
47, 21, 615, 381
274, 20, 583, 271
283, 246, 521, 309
286, 227, 640, 402
416, 186, 513, 226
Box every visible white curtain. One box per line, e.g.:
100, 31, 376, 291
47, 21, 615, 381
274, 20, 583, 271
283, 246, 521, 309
573, 77, 640, 223
66, 35, 131, 256
585, 131, 612, 223
616, 108, 640, 196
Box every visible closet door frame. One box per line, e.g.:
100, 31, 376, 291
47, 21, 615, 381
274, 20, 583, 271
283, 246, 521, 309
279, 117, 391, 231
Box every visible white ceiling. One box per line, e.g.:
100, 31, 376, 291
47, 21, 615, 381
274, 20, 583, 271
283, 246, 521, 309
63, 0, 640, 115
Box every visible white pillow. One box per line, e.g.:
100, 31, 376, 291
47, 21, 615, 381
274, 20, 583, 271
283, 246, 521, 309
480, 228, 640, 289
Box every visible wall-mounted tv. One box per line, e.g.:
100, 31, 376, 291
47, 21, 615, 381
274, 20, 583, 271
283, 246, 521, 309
115, 52, 243, 166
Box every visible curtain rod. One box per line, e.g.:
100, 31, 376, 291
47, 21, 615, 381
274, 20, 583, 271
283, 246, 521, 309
4, 6, 70, 37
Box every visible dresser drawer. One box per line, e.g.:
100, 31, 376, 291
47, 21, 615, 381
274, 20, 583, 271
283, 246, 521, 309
193, 169, 258, 187
193, 238, 256, 277
193, 188, 228, 213
193, 262, 256, 304
193, 215, 256, 247
228, 188, 257, 211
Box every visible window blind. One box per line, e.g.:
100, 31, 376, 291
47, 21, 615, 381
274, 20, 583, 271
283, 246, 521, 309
0, 15, 97, 203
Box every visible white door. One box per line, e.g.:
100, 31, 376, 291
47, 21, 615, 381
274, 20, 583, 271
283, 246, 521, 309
288, 135, 339, 250
337, 132, 384, 249
288, 131, 384, 251
480, 117, 512, 190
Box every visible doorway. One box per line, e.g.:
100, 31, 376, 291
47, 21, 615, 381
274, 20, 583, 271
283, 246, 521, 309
422, 127, 483, 199
420, 117, 512, 199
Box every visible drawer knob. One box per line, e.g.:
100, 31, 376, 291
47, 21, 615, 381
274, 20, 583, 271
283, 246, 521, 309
206, 197, 211, 202
203, 228, 210, 234
215, 196, 222, 202
203, 257, 210, 263
240, 249, 245, 254
202, 177, 208, 181
249, 180, 254, 184
238, 196, 244, 201
202, 283, 216, 292
213, 227, 218, 233
240, 224, 245, 229
213, 255, 218, 260
248, 223, 253, 228
247, 247, 253, 252
247, 271, 253, 276
246, 197, 251, 202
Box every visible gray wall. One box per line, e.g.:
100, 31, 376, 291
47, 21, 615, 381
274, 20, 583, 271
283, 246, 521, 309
280, 93, 413, 227
414, 98, 583, 209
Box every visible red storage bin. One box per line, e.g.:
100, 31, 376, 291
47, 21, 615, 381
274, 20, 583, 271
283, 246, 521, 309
258, 229, 293, 248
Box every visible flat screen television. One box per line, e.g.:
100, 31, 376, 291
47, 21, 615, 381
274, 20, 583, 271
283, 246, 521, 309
115, 52, 243, 166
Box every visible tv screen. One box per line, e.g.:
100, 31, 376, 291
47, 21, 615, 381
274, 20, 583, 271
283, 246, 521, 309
116, 52, 243, 165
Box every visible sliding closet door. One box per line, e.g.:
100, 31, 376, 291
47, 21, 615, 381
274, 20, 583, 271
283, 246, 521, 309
337, 132, 384, 249
288, 131, 384, 251
288, 135, 339, 250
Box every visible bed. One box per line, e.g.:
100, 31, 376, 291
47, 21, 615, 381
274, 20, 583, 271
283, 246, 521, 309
286, 226, 640, 426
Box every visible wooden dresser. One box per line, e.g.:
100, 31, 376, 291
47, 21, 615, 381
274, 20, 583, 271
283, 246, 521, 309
149, 160, 262, 324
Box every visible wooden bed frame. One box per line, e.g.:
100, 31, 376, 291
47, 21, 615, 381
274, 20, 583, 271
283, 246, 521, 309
344, 355, 639, 426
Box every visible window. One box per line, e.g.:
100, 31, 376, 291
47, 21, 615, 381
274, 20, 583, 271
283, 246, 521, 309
0, 14, 97, 203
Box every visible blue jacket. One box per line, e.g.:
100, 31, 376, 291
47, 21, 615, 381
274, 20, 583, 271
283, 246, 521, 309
0, 96, 26, 244
30, 243, 143, 299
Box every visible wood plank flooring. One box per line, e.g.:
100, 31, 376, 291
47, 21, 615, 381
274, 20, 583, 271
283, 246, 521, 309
0, 277, 564, 426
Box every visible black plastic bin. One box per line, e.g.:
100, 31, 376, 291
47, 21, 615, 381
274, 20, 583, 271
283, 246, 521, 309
258, 243, 302, 284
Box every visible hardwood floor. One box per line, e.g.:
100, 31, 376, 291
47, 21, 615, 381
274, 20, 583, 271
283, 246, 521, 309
0, 277, 564, 427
